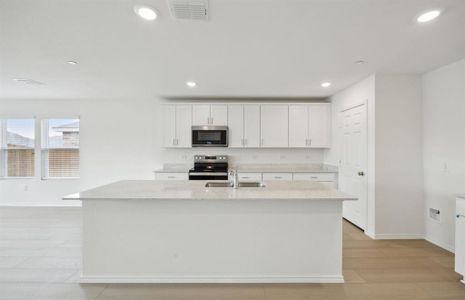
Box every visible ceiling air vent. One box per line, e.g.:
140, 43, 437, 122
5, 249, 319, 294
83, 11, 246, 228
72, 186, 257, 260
168, 0, 208, 21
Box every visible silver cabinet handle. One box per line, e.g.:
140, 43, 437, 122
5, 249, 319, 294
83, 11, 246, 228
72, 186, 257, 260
308, 139, 312, 146
358, 171, 365, 176
168, 176, 176, 179
244, 138, 247, 146
275, 176, 282, 179
261, 139, 264, 146
242, 176, 250, 179
457, 214, 465, 218
173, 138, 176, 146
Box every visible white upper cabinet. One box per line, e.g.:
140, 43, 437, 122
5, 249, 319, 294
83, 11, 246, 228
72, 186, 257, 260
289, 103, 331, 148
163, 104, 192, 148
192, 104, 228, 126
210, 105, 228, 126
164, 102, 330, 149
243, 105, 260, 147
260, 105, 288, 148
227, 104, 260, 148
227, 104, 244, 147
289, 105, 309, 148
309, 104, 331, 148
192, 105, 211, 125
163, 105, 177, 147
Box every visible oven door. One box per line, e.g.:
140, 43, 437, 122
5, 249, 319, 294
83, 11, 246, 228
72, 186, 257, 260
192, 126, 228, 147
189, 172, 228, 180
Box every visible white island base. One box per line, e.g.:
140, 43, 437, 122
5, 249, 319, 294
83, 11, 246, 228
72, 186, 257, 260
66, 180, 354, 283
81, 199, 343, 283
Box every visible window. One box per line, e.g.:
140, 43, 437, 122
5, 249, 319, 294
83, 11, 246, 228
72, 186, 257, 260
0, 119, 36, 178
41, 119, 80, 179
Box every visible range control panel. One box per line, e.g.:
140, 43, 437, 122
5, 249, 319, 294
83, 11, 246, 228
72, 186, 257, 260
194, 155, 228, 163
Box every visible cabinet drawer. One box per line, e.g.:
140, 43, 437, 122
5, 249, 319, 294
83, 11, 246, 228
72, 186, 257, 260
155, 173, 188, 180
319, 181, 336, 188
238, 173, 262, 181
293, 173, 336, 182
262, 173, 293, 181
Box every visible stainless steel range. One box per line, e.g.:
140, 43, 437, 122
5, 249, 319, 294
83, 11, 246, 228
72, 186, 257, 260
188, 155, 228, 180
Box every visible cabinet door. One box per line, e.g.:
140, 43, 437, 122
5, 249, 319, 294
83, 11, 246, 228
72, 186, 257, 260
155, 172, 189, 180
309, 104, 331, 148
163, 105, 176, 147
211, 105, 228, 126
289, 105, 309, 148
228, 105, 244, 148
175, 105, 192, 147
192, 104, 211, 125
243, 104, 260, 148
260, 105, 288, 147
262, 173, 293, 181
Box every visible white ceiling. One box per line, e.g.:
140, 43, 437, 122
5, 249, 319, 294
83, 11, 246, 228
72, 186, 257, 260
0, 0, 464, 99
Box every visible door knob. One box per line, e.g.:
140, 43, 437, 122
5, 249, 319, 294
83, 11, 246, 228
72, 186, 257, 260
358, 171, 365, 176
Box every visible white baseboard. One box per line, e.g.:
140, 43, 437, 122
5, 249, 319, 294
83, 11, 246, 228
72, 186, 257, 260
424, 236, 455, 253
80, 275, 345, 284
372, 233, 424, 240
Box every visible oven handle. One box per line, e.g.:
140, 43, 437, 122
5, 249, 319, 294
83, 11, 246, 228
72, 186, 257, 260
189, 172, 229, 176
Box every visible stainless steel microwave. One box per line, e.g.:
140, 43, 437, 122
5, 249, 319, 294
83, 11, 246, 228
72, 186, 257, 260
192, 126, 228, 147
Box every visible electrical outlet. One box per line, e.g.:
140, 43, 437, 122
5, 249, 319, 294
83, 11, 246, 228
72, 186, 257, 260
429, 208, 441, 222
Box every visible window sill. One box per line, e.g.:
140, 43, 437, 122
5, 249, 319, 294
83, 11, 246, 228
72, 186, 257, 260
41, 177, 81, 180
0, 177, 36, 180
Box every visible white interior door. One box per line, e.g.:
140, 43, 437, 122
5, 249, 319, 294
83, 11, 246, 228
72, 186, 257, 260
228, 105, 244, 147
339, 104, 367, 230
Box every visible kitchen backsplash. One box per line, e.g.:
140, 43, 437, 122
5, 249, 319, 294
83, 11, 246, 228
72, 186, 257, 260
159, 148, 325, 165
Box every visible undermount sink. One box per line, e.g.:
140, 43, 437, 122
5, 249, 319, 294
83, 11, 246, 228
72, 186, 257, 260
205, 182, 234, 188
205, 182, 266, 188
237, 182, 266, 188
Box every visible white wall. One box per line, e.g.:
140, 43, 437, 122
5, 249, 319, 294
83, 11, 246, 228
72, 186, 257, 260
422, 59, 465, 251
326, 74, 424, 238
0, 98, 326, 206
375, 74, 424, 238
326, 75, 376, 235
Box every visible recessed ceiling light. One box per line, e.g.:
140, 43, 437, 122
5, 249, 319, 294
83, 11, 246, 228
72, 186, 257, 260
186, 81, 197, 87
134, 5, 158, 21
321, 82, 331, 88
67, 60, 78, 65
355, 60, 366, 65
417, 10, 441, 23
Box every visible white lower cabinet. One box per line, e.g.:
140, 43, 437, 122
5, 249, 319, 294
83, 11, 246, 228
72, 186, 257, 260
293, 173, 337, 188
262, 173, 293, 181
237, 173, 262, 181
155, 173, 188, 180
456, 197, 465, 283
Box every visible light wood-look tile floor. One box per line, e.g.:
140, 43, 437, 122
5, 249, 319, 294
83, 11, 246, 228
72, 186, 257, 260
1, 207, 464, 300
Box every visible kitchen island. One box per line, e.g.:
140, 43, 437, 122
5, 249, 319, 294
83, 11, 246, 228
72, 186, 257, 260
64, 180, 356, 283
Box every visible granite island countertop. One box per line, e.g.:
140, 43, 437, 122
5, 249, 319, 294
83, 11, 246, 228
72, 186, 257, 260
63, 180, 355, 201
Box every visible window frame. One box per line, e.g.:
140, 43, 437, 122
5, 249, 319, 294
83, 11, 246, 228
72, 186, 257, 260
40, 118, 81, 180
0, 118, 37, 179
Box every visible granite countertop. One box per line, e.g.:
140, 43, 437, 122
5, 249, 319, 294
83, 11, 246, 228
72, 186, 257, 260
236, 164, 338, 173
154, 163, 338, 173
63, 180, 355, 201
